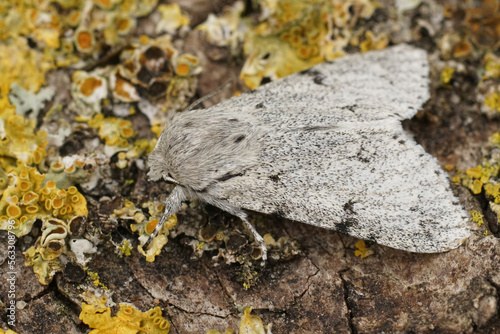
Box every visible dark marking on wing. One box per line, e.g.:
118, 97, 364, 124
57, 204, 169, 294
343, 200, 357, 214
341, 105, 358, 113
336, 217, 358, 234
269, 174, 280, 183
216, 172, 243, 183
356, 146, 370, 163
255, 102, 265, 108
234, 135, 245, 143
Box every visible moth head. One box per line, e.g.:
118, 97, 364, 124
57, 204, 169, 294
148, 110, 261, 192
147, 131, 178, 184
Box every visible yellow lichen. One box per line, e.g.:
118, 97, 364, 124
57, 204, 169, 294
24, 241, 66, 285
80, 296, 170, 334
155, 4, 190, 35
207, 307, 267, 334
454, 132, 500, 203
240, 0, 379, 89
471, 210, 485, 227
0, 102, 47, 169
359, 31, 388, 53
441, 66, 455, 86
85, 114, 136, 154
0, 162, 88, 284
0, 330, 19, 334
196, 1, 246, 53
484, 90, 500, 114
354, 240, 374, 258
0, 38, 55, 99
118, 239, 133, 256
113, 200, 177, 262
44, 158, 94, 189
483, 53, 500, 79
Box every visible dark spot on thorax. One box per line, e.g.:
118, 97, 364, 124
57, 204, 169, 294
269, 174, 280, 182
256, 102, 264, 108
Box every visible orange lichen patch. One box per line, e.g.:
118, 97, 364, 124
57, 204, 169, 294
176, 63, 190, 76
52, 198, 64, 209
75, 160, 86, 168
115, 16, 136, 36
354, 240, 374, 258
20, 181, 30, 191
68, 186, 78, 194
26, 205, 39, 214
65, 165, 76, 173
80, 77, 103, 97
111, 72, 140, 102
75, 30, 95, 53
113, 200, 175, 262
0, 102, 47, 168
51, 161, 65, 172
146, 219, 159, 234
453, 40, 473, 58
71, 70, 108, 111
6, 205, 21, 218
80, 296, 170, 334
173, 54, 201, 77
22, 191, 39, 205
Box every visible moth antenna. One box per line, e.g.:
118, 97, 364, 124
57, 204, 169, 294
185, 80, 233, 112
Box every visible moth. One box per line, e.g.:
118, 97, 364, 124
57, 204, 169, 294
147, 45, 470, 261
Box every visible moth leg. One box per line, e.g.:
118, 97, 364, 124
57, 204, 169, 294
144, 186, 186, 249
238, 213, 268, 263
198, 195, 267, 262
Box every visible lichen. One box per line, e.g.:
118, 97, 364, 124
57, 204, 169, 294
155, 4, 190, 35
112, 199, 177, 262
240, 0, 379, 89
207, 307, 268, 334
471, 210, 485, 227
80, 295, 170, 334
0, 101, 47, 169
440, 66, 455, 86
84, 113, 136, 156
453, 132, 500, 202
354, 240, 374, 258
